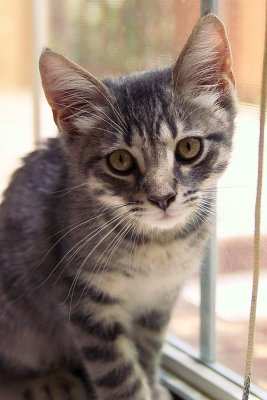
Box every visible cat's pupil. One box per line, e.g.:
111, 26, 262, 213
119, 154, 123, 164
186, 142, 191, 152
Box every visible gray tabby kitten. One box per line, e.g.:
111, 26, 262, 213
0, 14, 236, 400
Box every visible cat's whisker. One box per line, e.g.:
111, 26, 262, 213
35, 204, 134, 289
198, 205, 216, 213
68, 79, 128, 130
36, 205, 119, 268
68, 231, 130, 316
84, 101, 127, 136
127, 220, 141, 276
44, 202, 135, 240
201, 184, 252, 193
195, 204, 216, 223
44, 203, 109, 240
94, 221, 137, 294
66, 211, 132, 317
96, 221, 137, 290
125, 221, 146, 275
91, 86, 128, 130
43, 197, 121, 235
56, 212, 126, 274
54, 208, 133, 286
140, 223, 147, 252
77, 111, 126, 136
44, 182, 87, 196
64, 91, 127, 135
108, 86, 128, 130
132, 223, 143, 263
195, 207, 217, 222
35, 213, 120, 290
198, 199, 231, 219
73, 121, 120, 137
194, 200, 217, 213
77, 220, 134, 302
200, 195, 216, 201
187, 212, 199, 238
186, 209, 216, 220
192, 209, 214, 230
199, 200, 218, 208
51, 94, 127, 137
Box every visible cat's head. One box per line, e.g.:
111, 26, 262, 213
40, 14, 236, 233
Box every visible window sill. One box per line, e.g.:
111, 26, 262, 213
161, 337, 267, 400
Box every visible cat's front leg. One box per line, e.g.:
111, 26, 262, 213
72, 310, 152, 400
133, 309, 172, 400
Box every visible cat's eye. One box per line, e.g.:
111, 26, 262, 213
176, 137, 202, 162
108, 149, 135, 174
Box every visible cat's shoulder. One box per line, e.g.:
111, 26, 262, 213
0, 138, 66, 227
3, 138, 65, 200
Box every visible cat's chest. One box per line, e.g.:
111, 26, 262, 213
122, 265, 181, 312
97, 237, 204, 312
127, 241, 198, 307
130, 239, 189, 271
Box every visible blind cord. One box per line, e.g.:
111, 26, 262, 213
242, 1, 267, 398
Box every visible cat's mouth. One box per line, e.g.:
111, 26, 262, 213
140, 209, 183, 230
158, 211, 176, 220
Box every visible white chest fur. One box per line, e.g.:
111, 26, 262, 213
95, 235, 206, 316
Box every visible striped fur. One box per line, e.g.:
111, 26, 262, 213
0, 14, 236, 400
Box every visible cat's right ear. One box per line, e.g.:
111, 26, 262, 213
39, 49, 110, 132
172, 14, 235, 95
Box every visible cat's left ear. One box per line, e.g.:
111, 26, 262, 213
172, 14, 235, 93
39, 49, 110, 131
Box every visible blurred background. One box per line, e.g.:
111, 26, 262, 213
0, 0, 266, 392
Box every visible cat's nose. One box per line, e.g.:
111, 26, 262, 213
147, 193, 176, 211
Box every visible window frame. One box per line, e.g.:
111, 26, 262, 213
161, 335, 267, 400
159, 2, 266, 400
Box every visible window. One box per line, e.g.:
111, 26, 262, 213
0, 1, 266, 398
166, 2, 267, 398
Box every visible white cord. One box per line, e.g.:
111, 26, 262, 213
242, 1, 267, 398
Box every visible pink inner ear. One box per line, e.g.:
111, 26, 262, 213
202, 37, 235, 90
39, 50, 111, 130
173, 15, 235, 91
213, 23, 235, 87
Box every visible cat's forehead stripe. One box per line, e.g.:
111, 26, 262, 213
159, 122, 174, 143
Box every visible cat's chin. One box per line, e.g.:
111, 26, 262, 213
140, 211, 183, 231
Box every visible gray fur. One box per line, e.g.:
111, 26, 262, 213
0, 15, 236, 400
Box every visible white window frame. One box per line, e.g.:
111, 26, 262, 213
160, 336, 267, 400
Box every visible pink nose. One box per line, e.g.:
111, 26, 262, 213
147, 193, 176, 211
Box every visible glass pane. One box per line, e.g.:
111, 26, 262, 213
171, 1, 267, 391
168, 0, 267, 392
216, 105, 267, 391
47, 0, 200, 76
216, 0, 267, 391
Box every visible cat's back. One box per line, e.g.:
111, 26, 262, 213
0, 138, 65, 223
0, 138, 66, 273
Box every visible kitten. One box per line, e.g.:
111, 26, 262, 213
0, 14, 236, 400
